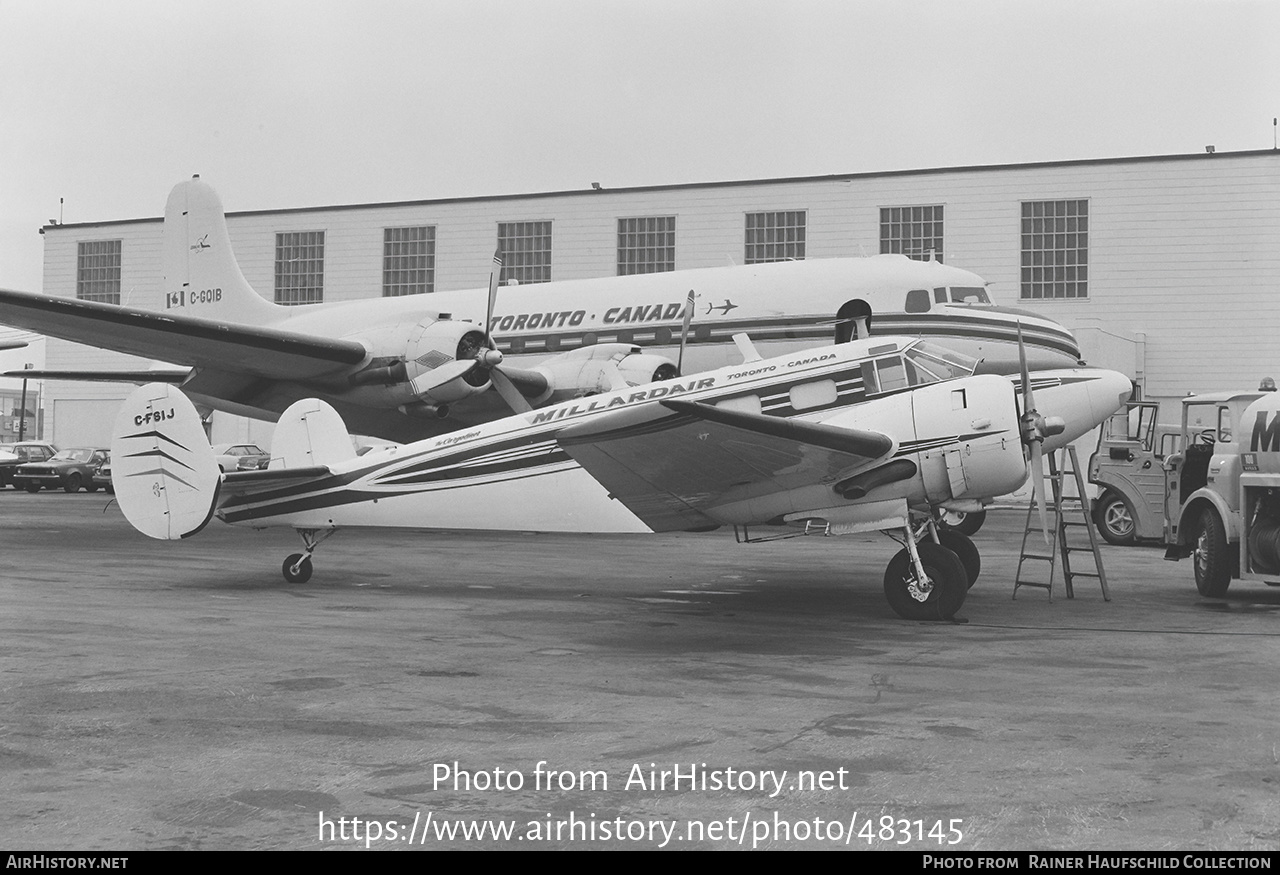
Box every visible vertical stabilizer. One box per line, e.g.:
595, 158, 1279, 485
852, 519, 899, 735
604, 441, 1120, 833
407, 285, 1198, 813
111, 383, 222, 540
272, 398, 357, 469
162, 176, 284, 324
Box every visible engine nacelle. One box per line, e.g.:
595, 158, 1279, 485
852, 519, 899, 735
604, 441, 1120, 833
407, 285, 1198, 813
343, 319, 491, 408
531, 344, 681, 405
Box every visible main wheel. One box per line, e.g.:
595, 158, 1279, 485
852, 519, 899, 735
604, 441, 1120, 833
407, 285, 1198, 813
282, 553, 314, 584
64, 474, 82, 494
939, 508, 986, 536
936, 530, 981, 588
883, 542, 968, 621
1094, 491, 1136, 546
1191, 508, 1230, 597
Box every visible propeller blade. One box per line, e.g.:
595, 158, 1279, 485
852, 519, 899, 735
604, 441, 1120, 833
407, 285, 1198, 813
1029, 441, 1051, 545
485, 249, 503, 348
1017, 321, 1036, 416
408, 359, 479, 397
490, 368, 533, 413
676, 289, 695, 375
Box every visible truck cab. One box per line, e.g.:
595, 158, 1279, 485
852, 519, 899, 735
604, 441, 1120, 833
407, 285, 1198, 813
1163, 383, 1280, 596
1088, 401, 1180, 545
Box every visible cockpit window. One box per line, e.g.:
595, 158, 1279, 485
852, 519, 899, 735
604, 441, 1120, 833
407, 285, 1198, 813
948, 286, 990, 304
905, 341, 979, 381
904, 289, 931, 313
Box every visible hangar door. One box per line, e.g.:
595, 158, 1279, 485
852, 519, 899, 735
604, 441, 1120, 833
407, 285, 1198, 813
53, 399, 125, 448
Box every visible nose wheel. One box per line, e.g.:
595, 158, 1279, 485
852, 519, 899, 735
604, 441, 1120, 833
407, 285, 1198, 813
282, 528, 336, 584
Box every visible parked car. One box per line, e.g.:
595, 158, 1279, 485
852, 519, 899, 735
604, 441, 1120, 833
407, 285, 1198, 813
92, 453, 113, 494
13, 447, 110, 493
0, 441, 58, 488
211, 443, 271, 472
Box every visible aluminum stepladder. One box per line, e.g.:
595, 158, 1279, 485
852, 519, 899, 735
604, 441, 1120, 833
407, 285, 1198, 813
1013, 445, 1112, 601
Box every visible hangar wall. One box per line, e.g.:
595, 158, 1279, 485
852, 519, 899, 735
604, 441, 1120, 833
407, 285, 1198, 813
37, 149, 1280, 446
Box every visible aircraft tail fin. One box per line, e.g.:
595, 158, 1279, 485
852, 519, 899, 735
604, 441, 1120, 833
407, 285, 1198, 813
272, 398, 357, 469
162, 176, 284, 324
111, 383, 222, 540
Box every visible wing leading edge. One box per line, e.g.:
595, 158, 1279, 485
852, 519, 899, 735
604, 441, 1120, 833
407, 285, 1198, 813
0, 287, 367, 381
557, 398, 895, 531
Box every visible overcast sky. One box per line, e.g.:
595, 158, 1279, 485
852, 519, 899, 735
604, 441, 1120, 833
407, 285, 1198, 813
0, 0, 1276, 376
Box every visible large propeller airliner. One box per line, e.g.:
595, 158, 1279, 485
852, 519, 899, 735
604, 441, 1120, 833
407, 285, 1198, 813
109, 330, 1129, 621
0, 177, 1081, 444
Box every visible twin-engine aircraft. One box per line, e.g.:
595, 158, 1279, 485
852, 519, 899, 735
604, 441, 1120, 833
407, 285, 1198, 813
0, 177, 1081, 443
109, 333, 1129, 620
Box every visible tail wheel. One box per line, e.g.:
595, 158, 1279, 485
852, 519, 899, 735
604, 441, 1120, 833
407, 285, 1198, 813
936, 530, 981, 588
1191, 508, 1231, 598
282, 553, 314, 584
884, 542, 968, 621
1094, 491, 1136, 546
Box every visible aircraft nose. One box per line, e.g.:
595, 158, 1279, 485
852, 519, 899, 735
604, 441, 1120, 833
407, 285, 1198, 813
1088, 370, 1134, 424
1033, 368, 1133, 451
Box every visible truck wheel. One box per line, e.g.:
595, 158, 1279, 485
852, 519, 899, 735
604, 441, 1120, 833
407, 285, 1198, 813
939, 508, 986, 537
1094, 491, 1136, 546
1191, 508, 1231, 598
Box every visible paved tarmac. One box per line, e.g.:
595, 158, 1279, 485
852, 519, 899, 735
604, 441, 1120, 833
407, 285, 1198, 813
1, 491, 1277, 851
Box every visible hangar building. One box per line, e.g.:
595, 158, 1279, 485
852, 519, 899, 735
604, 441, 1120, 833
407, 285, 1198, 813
35, 148, 1280, 447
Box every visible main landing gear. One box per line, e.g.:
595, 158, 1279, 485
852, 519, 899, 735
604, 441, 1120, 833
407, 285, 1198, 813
882, 515, 979, 621
282, 528, 337, 584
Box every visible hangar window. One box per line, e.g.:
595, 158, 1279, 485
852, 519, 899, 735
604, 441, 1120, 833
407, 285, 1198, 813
1020, 200, 1088, 299
383, 226, 435, 296
744, 211, 806, 264
497, 221, 553, 284
76, 240, 121, 304
617, 216, 676, 275
275, 231, 325, 305
880, 205, 944, 262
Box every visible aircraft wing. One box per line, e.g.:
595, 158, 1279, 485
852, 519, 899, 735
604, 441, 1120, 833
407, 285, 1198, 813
0, 288, 367, 380
557, 398, 894, 531
3, 368, 191, 383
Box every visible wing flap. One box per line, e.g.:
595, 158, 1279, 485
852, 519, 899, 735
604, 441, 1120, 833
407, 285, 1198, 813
0, 287, 366, 380
556, 399, 894, 531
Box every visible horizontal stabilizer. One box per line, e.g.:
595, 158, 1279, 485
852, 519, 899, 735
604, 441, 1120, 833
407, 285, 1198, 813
110, 383, 222, 540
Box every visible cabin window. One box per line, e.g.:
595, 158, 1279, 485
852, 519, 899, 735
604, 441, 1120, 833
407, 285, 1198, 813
934, 288, 947, 303
382, 226, 435, 296
617, 216, 676, 275
904, 289, 931, 313
874, 356, 908, 392
789, 380, 838, 411
275, 231, 325, 305
744, 211, 806, 264
879, 204, 944, 262
76, 240, 122, 304
716, 395, 763, 415
1020, 199, 1088, 299
497, 221, 553, 284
